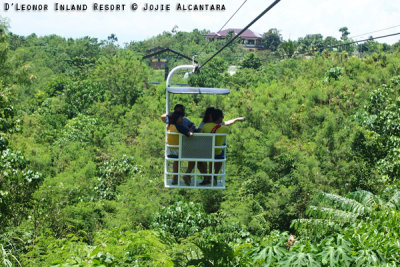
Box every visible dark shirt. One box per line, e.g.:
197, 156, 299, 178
175, 123, 191, 137
165, 115, 195, 129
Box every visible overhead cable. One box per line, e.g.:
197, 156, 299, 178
275, 32, 400, 59
198, 0, 248, 56
318, 32, 400, 51
199, 0, 281, 70
350, 24, 400, 39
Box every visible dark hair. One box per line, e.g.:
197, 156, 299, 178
211, 109, 223, 122
174, 104, 185, 115
202, 107, 215, 123
168, 111, 184, 126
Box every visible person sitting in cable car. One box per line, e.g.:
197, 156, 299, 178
196, 107, 215, 132
166, 111, 194, 185
161, 104, 196, 132
198, 108, 245, 185
197, 107, 245, 132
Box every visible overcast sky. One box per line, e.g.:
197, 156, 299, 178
1, 0, 399, 45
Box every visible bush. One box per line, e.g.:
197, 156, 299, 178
151, 201, 217, 239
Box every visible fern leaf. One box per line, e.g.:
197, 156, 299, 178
385, 191, 400, 210
291, 218, 338, 238
349, 190, 383, 208
306, 206, 359, 222
318, 192, 368, 215
291, 218, 328, 230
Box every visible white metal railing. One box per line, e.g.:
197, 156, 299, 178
164, 131, 227, 189
166, 65, 195, 117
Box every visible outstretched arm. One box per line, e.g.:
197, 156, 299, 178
223, 117, 245, 126
161, 113, 167, 123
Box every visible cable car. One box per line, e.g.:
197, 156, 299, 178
164, 64, 230, 189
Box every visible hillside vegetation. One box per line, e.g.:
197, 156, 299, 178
1, 23, 400, 266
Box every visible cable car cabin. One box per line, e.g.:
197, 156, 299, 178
164, 65, 230, 189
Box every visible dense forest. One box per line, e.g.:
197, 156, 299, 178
1, 18, 400, 266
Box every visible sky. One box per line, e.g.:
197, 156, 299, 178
0, 0, 399, 45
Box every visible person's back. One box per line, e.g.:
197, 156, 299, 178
167, 123, 180, 146
166, 111, 193, 185
200, 122, 229, 156
167, 111, 193, 147
198, 108, 244, 185
162, 104, 195, 132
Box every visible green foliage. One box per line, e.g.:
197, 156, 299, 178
187, 237, 235, 266
247, 230, 288, 266
22, 229, 174, 266
95, 155, 140, 200
33, 97, 68, 143
240, 52, 262, 70
0, 90, 19, 134
64, 79, 105, 118
354, 76, 400, 183
1, 243, 21, 267
278, 40, 296, 57
0, 19, 9, 71
90, 50, 149, 106
188, 57, 227, 88
290, 190, 400, 265
324, 67, 343, 81
291, 191, 376, 240
339, 27, 350, 41
56, 114, 102, 146
151, 201, 217, 239
236, 190, 400, 266
0, 133, 42, 230
262, 28, 282, 51
1, 26, 400, 265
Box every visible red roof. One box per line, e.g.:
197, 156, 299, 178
204, 28, 262, 38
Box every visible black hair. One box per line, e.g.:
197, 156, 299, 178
174, 104, 185, 115
211, 109, 223, 122
202, 107, 215, 123
168, 111, 184, 126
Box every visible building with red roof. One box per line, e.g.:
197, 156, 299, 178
204, 28, 264, 51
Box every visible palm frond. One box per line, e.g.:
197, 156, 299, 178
306, 206, 359, 222
291, 219, 336, 232
317, 192, 369, 215
1, 244, 20, 267
385, 191, 400, 210
348, 190, 383, 209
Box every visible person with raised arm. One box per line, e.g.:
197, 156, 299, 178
198, 108, 244, 185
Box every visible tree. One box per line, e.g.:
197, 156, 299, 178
353, 76, 400, 183
107, 33, 118, 44
262, 28, 282, 51
171, 25, 179, 34
151, 201, 216, 239
188, 57, 227, 88
0, 21, 43, 231
226, 30, 235, 42
290, 190, 400, 265
298, 34, 324, 53
240, 52, 262, 69
90, 50, 149, 106
278, 40, 296, 57
339, 27, 350, 41
323, 36, 340, 50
